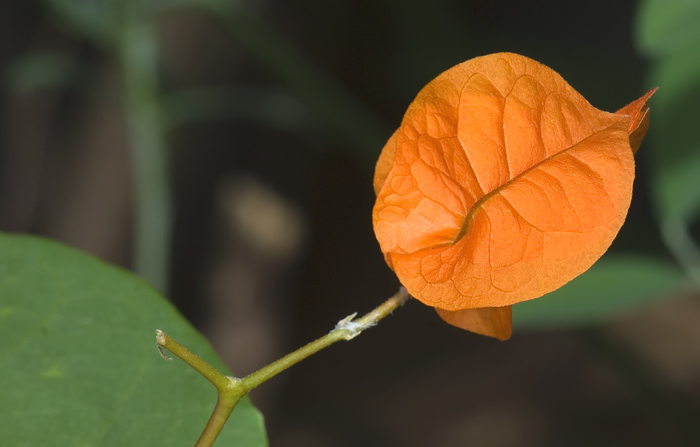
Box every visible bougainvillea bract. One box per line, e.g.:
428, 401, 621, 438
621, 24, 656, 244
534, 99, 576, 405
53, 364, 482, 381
373, 53, 655, 340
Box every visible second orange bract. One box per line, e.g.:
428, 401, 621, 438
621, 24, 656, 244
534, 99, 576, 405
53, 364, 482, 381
372, 53, 655, 340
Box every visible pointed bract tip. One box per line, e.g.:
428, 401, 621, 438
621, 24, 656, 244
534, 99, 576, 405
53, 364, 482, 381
615, 87, 658, 154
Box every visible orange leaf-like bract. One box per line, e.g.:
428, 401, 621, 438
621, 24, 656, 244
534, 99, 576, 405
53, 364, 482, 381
373, 53, 655, 341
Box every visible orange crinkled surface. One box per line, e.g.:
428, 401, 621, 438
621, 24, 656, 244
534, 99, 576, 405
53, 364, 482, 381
372, 53, 654, 340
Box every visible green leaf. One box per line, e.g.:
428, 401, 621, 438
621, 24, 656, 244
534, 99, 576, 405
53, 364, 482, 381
42, 0, 210, 45
636, 0, 700, 57
646, 44, 700, 221
513, 255, 686, 331
0, 233, 267, 446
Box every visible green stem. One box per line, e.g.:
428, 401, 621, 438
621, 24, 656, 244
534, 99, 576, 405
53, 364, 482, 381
194, 390, 245, 447
242, 288, 409, 390
156, 330, 230, 390
157, 330, 246, 445
120, 8, 171, 292
156, 288, 410, 447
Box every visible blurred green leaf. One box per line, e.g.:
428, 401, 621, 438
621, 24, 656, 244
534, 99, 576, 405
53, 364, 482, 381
42, 0, 212, 45
513, 255, 686, 331
646, 43, 700, 221
43, 0, 119, 45
636, 0, 700, 57
0, 233, 267, 446
164, 86, 319, 135
5, 52, 77, 94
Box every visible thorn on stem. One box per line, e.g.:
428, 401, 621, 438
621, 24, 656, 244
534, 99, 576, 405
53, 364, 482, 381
336, 312, 357, 327
155, 329, 172, 361
335, 312, 365, 340
157, 345, 172, 361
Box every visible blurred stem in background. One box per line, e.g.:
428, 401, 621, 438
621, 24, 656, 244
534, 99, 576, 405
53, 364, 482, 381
203, 0, 389, 171
118, 0, 393, 290
120, 5, 171, 292
661, 218, 700, 288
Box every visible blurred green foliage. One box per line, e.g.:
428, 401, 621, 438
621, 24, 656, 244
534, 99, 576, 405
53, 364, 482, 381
514, 255, 687, 330
163, 86, 317, 133
635, 0, 700, 284
5, 52, 77, 94
637, 0, 700, 223
43, 0, 203, 45
636, 0, 700, 58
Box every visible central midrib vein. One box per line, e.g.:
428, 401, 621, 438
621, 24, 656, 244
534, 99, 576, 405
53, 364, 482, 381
452, 119, 624, 246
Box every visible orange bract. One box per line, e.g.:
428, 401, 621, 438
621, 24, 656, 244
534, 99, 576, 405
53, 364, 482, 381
372, 53, 655, 340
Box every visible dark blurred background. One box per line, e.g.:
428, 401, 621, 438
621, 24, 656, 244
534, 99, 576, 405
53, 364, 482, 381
2, 0, 700, 445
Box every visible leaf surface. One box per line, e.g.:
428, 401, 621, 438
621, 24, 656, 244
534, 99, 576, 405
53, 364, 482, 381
0, 233, 267, 447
